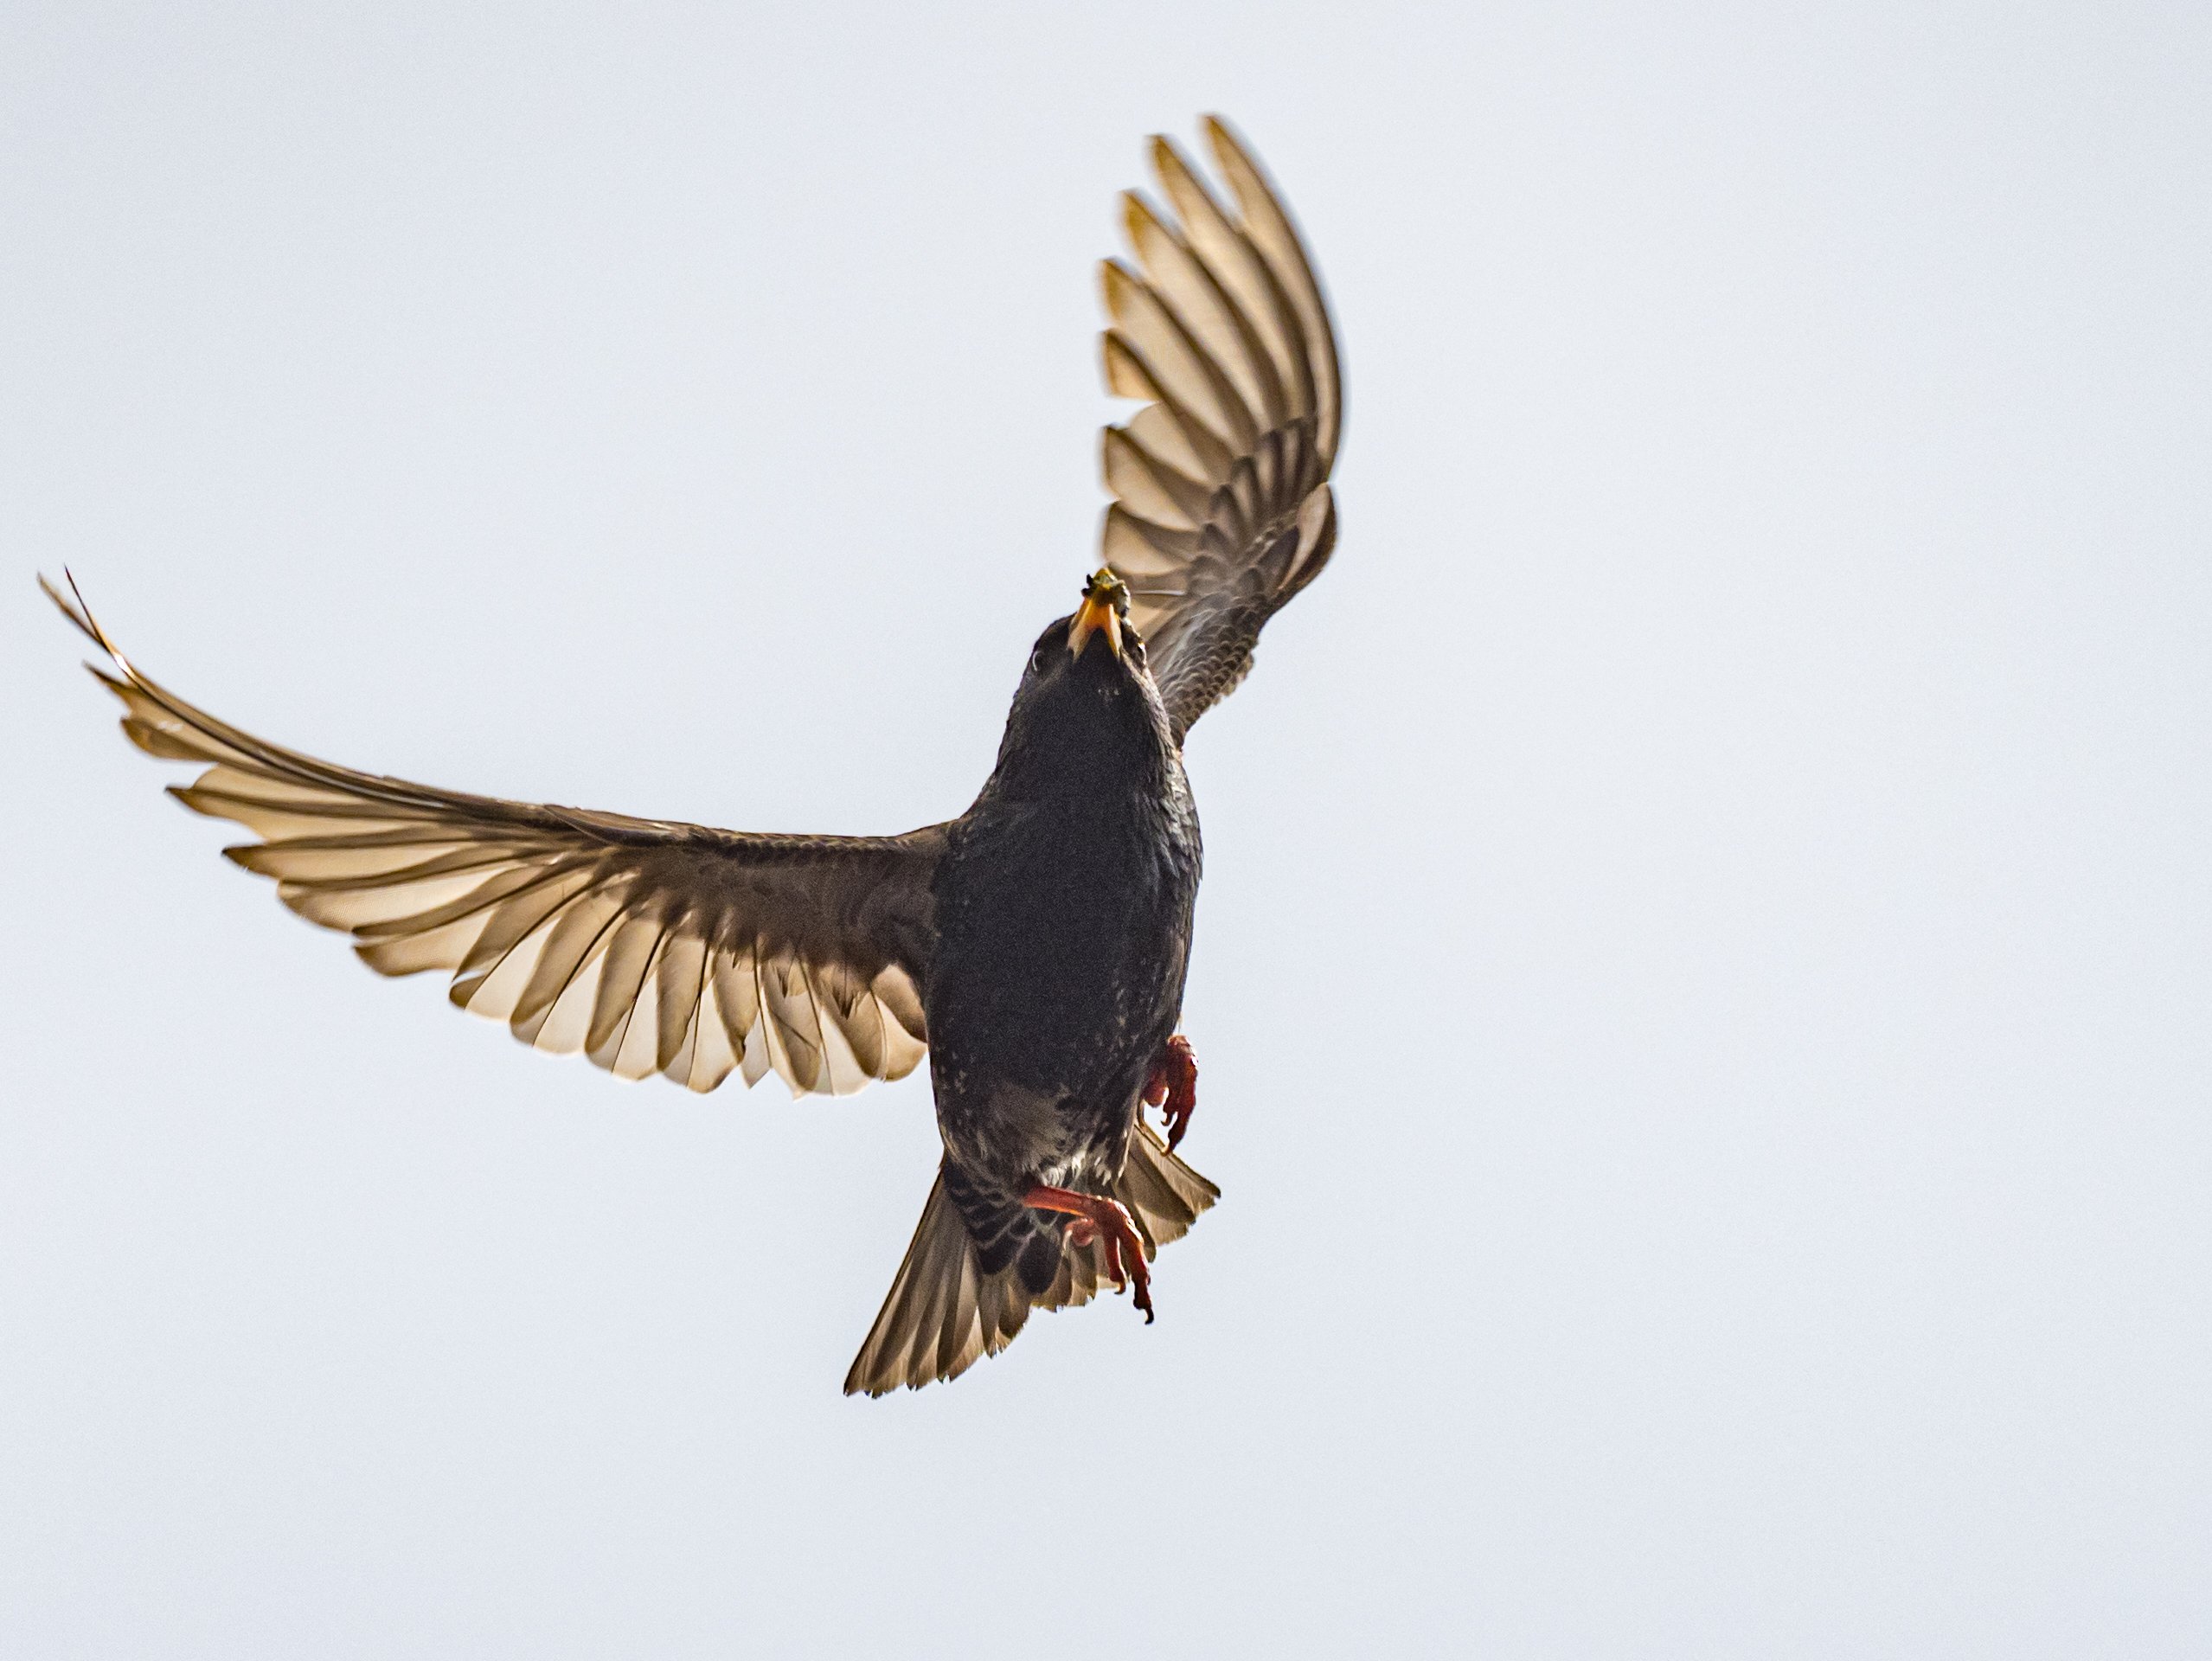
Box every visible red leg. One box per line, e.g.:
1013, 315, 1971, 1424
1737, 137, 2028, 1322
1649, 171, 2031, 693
1023, 1185, 1154, 1323
1143, 1034, 1199, 1152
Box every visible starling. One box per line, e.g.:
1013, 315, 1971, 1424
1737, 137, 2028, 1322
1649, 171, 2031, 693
45, 116, 1343, 1395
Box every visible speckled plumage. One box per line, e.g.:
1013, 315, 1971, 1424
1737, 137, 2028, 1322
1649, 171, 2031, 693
47, 116, 1342, 1395
930, 609, 1201, 1265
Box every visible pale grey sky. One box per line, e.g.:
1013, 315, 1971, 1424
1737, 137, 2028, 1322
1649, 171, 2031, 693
4, 3, 2208, 1655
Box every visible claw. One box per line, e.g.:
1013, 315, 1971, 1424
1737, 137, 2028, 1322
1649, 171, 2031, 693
1144, 1034, 1199, 1151
1023, 1184, 1154, 1322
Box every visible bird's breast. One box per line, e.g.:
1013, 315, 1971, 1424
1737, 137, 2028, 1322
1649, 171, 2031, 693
926, 773, 1200, 1178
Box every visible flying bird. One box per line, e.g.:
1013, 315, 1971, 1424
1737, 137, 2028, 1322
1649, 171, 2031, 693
45, 116, 1342, 1395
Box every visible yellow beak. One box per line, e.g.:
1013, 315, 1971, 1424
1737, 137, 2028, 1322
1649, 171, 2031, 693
1068, 574, 1125, 661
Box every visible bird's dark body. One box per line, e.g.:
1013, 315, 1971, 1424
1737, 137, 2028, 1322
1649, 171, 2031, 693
922, 620, 1202, 1286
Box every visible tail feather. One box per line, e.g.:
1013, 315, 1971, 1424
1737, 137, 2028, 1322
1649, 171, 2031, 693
1116, 1123, 1221, 1254
843, 1124, 1220, 1396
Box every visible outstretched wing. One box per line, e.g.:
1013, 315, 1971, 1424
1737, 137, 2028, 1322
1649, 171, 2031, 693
45, 578, 940, 1098
1096, 116, 1343, 744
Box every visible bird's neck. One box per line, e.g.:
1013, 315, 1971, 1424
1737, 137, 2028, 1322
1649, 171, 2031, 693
986, 679, 1178, 809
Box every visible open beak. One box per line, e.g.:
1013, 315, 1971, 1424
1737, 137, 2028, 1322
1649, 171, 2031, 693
1067, 577, 1125, 661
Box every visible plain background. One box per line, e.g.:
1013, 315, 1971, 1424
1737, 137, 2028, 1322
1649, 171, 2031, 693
3, 3, 2207, 1655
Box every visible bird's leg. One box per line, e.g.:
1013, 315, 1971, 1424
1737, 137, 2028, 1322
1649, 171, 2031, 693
1022, 1185, 1154, 1323
1144, 1034, 1199, 1151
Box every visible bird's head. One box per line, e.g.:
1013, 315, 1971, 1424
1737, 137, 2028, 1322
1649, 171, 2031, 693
990, 568, 1171, 794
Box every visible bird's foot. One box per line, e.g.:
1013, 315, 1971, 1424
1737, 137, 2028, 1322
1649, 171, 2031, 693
1144, 1034, 1199, 1152
1022, 1185, 1154, 1324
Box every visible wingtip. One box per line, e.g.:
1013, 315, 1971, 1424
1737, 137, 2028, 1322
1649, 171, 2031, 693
1200, 115, 1296, 234
41, 568, 128, 672
1118, 187, 1158, 246
1098, 256, 1144, 319
38, 568, 88, 634
1147, 130, 1198, 187
1201, 112, 1252, 160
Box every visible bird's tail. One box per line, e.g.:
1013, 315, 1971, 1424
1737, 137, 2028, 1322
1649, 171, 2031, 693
842, 1123, 1219, 1396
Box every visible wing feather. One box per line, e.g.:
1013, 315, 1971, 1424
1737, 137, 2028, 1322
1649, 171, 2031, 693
44, 577, 944, 1099
1096, 118, 1344, 742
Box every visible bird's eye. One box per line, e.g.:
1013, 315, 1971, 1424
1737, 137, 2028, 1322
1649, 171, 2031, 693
1029, 644, 1049, 675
